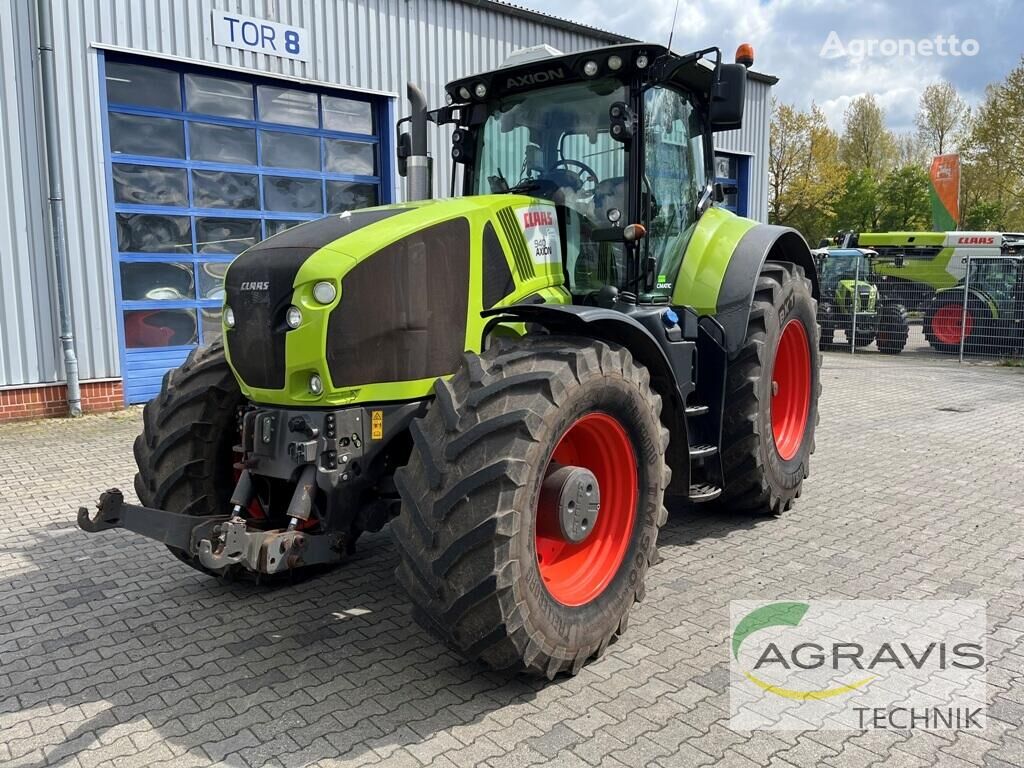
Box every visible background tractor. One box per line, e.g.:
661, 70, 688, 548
922, 248, 1024, 355
80, 42, 822, 678
813, 247, 909, 353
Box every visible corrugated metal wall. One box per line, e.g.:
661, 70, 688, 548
713, 77, 772, 224
0, 0, 59, 387
0, 0, 771, 388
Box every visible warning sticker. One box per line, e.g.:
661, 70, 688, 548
371, 410, 383, 440
516, 204, 562, 265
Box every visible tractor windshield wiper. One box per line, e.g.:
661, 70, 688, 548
506, 179, 541, 194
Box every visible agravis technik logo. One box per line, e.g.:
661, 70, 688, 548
729, 600, 987, 730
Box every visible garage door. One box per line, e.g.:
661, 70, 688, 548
101, 54, 391, 403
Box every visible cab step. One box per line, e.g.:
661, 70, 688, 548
689, 443, 718, 459
688, 483, 722, 502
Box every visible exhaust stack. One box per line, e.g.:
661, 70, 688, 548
402, 82, 432, 201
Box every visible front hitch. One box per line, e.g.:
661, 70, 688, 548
77, 489, 347, 574
78, 488, 227, 548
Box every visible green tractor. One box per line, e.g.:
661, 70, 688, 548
922, 247, 1024, 355
79, 43, 821, 677
813, 247, 909, 353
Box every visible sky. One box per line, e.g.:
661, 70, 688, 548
519, 0, 1023, 134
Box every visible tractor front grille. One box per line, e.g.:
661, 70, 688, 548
856, 287, 872, 311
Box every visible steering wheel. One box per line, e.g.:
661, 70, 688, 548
550, 159, 599, 197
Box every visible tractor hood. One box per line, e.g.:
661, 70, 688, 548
223, 196, 569, 406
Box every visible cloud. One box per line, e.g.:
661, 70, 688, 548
521, 0, 1021, 134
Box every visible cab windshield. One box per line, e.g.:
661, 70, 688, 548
820, 253, 866, 291
471, 79, 629, 293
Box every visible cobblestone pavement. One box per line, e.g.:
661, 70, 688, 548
1, 353, 1023, 768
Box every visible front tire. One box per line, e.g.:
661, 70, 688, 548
875, 303, 909, 354
133, 342, 245, 577
392, 337, 670, 678
717, 262, 821, 515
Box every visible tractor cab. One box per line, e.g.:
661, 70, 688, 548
404, 43, 748, 301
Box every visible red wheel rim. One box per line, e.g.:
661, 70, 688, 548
932, 305, 971, 345
771, 319, 811, 461
535, 413, 638, 607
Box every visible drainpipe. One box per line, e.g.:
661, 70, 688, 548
35, 0, 81, 416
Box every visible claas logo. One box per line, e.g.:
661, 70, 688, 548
523, 211, 554, 228
957, 236, 995, 245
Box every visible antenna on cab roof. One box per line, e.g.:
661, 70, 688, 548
666, 0, 682, 51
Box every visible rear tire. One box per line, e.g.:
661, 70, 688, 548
924, 298, 984, 355
875, 303, 909, 354
716, 262, 821, 515
133, 342, 245, 578
392, 336, 670, 678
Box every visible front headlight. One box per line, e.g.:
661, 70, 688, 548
224, 306, 235, 328
313, 281, 337, 305
285, 306, 303, 329
309, 373, 323, 395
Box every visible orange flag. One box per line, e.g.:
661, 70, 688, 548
929, 154, 960, 230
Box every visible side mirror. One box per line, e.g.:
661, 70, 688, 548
893, 254, 905, 268
709, 63, 746, 132
396, 131, 411, 177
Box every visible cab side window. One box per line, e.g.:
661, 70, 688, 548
643, 87, 708, 294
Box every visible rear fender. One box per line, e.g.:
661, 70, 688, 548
932, 286, 999, 319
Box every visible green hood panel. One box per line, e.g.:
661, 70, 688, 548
224, 196, 569, 406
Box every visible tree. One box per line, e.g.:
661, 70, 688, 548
839, 95, 897, 179
893, 132, 929, 168
959, 57, 1024, 230
768, 100, 846, 243
961, 199, 1004, 230
768, 99, 805, 225
915, 81, 969, 157
878, 165, 931, 230
835, 169, 882, 232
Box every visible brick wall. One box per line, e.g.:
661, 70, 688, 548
0, 380, 124, 422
